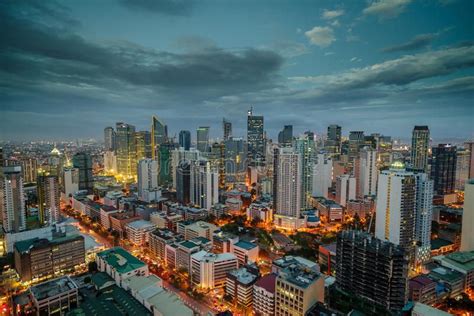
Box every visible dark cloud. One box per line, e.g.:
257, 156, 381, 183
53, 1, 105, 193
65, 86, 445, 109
382, 33, 438, 53
118, 0, 195, 16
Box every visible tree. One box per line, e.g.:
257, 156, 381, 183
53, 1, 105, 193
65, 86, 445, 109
84, 276, 92, 284
88, 261, 98, 273
250, 217, 262, 227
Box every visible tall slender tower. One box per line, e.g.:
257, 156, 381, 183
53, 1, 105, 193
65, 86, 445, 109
413, 172, 434, 265
247, 107, 265, 166
151, 116, 168, 159
104, 126, 115, 152
115, 122, 136, 178
223, 118, 232, 141
431, 144, 457, 196
137, 159, 159, 201
179, 130, 191, 151
0, 166, 26, 233
72, 152, 93, 192
326, 125, 342, 154
196, 127, 210, 153
37, 170, 60, 225
190, 160, 219, 210
410, 126, 430, 172
294, 135, 315, 210
357, 146, 378, 198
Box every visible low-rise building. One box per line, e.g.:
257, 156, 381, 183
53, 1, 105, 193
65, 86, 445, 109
409, 275, 437, 305
178, 220, 218, 241
253, 273, 277, 316
96, 247, 149, 289
318, 243, 337, 276
109, 211, 141, 235
272, 256, 319, 274
231, 240, 259, 267
29, 276, 79, 316
225, 266, 259, 309
190, 251, 238, 289
428, 266, 464, 298
125, 220, 156, 246
433, 251, 474, 290
213, 232, 239, 253
99, 205, 118, 230
149, 229, 182, 262
246, 201, 273, 223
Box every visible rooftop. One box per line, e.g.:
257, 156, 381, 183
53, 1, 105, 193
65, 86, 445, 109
228, 267, 258, 285
30, 276, 78, 301
409, 275, 436, 289
191, 250, 237, 263
279, 265, 321, 289
96, 247, 146, 274
429, 266, 464, 283
234, 240, 258, 251
254, 273, 277, 293
431, 238, 453, 250
126, 219, 156, 230
15, 234, 83, 254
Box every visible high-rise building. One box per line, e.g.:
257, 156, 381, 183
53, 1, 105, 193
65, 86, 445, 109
62, 167, 79, 198
312, 153, 332, 198
375, 163, 416, 259
190, 160, 219, 210
137, 159, 158, 202
335, 174, 356, 207
336, 230, 409, 313
273, 147, 301, 230
278, 125, 293, 146
37, 170, 60, 225
0, 166, 26, 233
134, 131, 152, 161
209, 142, 225, 189
104, 126, 115, 152
103, 151, 117, 174
196, 126, 210, 153
465, 141, 474, 179
413, 172, 434, 265
461, 179, 474, 251
411, 126, 430, 172
115, 122, 136, 178
19, 157, 38, 183
431, 144, 457, 196
224, 137, 247, 184
455, 149, 470, 191
247, 108, 265, 165
176, 160, 191, 204
179, 130, 191, 151
294, 135, 316, 210
326, 124, 342, 154
72, 152, 93, 193
171, 148, 200, 189
357, 147, 378, 198
158, 142, 175, 187
223, 118, 232, 141
348, 131, 365, 161
151, 116, 168, 159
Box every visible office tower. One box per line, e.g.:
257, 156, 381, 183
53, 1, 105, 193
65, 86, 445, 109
461, 180, 474, 251
294, 135, 316, 210
103, 151, 117, 174
312, 153, 332, 198
63, 167, 79, 197
336, 230, 409, 313
37, 170, 60, 225
176, 161, 191, 204
348, 131, 365, 161
104, 126, 115, 152
179, 130, 191, 150
357, 147, 378, 198
273, 147, 301, 230
375, 134, 393, 168
465, 141, 474, 179
191, 251, 238, 289
414, 172, 434, 265
223, 118, 232, 141
209, 142, 225, 189
190, 160, 219, 210
335, 174, 356, 207
151, 115, 168, 159
431, 144, 457, 196
274, 263, 325, 316
0, 166, 26, 233
48, 147, 64, 177
134, 131, 152, 161
326, 124, 342, 154
20, 157, 38, 183
196, 126, 210, 153
0, 147, 4, 168
137, 159, 158, 202
455, 149, 470, 190
278, 125, 293, 146
224, 137, 247, 183
171, 147, 200, 189
375, 163, 416, 259
72, 152, 93, 193
247, 108, 265, 165
411, 126, 430, 172
158, 143, 175, 187
115, 122, 136, 178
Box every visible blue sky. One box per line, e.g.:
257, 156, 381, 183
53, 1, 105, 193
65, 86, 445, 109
1, 0, 473, 141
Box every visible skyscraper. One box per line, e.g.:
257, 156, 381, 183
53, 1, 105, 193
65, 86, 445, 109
37, 170, 60, 225
410, 126, 430, 172
326, 124, 342, 154
455, 149, 470, 190
273, 147, 301, 229
335, 174, 356, 207
179, 130, 191, 150
375, 163, 416, 260
158, 143, 175, 187
72, 152, 93, 193
104, 126, 115, 152
224, 137, 247, 184
190, 160, 219, 210
465, 141, 474, 179
196, 126, 210, 153
247, 108, 265, 165
461, 179, 474, 251
134, 131, 152, 161
278, 125, 293, 146
151, 116, 168, 159
223, 118, 232, 141
137, 159, 158, 202
413, 172, 434, 265
62, 167, 79, 198
357, 147, 378, 198
312, 153, 332, 198
336, 230, 409, 313
294, 135, 315, 210
20, 157, 38, 183
348, 131, 365, 161
0, 166, 26, 233
115, 122, 136, 178
176, 160, 191, 205
431, 144, 457, 196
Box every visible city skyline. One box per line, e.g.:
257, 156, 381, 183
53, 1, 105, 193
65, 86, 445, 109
1, 0, 473, 141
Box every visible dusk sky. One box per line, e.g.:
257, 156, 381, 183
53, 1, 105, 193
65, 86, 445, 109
1, 0, 473, 141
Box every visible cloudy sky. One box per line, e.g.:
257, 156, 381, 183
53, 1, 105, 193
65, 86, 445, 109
1, 0, 473, 141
